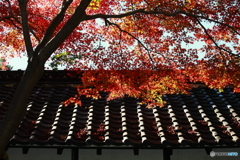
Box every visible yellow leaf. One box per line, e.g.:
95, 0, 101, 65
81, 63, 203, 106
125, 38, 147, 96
89, 0, 102, 10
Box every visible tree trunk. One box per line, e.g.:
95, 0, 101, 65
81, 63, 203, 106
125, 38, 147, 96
0, 57, 45, 157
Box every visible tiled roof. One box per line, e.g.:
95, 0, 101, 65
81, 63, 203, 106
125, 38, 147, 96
1, 71, 240, 148
0, 70, 82, 84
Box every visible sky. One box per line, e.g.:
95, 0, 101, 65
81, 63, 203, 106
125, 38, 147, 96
8, 57, 28, 70
7, 56, 66, 70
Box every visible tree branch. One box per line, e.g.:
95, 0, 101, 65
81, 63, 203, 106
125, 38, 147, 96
86, 8, 239, 58
18, 0, 34, 58
196, 18, 239, 58
0, 16, 13, 22
184, 13, 240, 36
34, 0, 74, 54
85, 9, 240, 35
105, 19, 155, 68
8, 18, 41, 43
4, 0, 40, 42
38, 0, 92, 63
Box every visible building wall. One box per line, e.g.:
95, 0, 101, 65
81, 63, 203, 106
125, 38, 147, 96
7, 147, 240, 160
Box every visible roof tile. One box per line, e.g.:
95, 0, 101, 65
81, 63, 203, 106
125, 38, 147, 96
0, 82, 240, 148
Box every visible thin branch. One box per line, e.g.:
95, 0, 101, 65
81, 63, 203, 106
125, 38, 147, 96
196, 18, 239, 58
118, 31, 125, 69
105, 19, 155, 68
10, 17, 41, 43
143, 0, 150, 6
28, 26, 41, 42
85, 9, 240, 35
9, 18, 22, 30
86, 8, 146, 20
185, 13, 240, 36
86, 8, 239, 59
4, 0, 36, 44
34, 0, 74, 54
38, 0, 92, 63
0, 16, 13, 22
5, 0, 40, 42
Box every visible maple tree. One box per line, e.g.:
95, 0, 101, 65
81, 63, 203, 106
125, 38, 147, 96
0, 0, 239, 157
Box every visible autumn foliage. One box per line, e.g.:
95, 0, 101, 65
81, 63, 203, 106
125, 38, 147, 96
1, 0, 240, 107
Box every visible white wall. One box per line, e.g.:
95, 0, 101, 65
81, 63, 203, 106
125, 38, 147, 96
7, 147, 240, 160
8, 148, 70, 160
